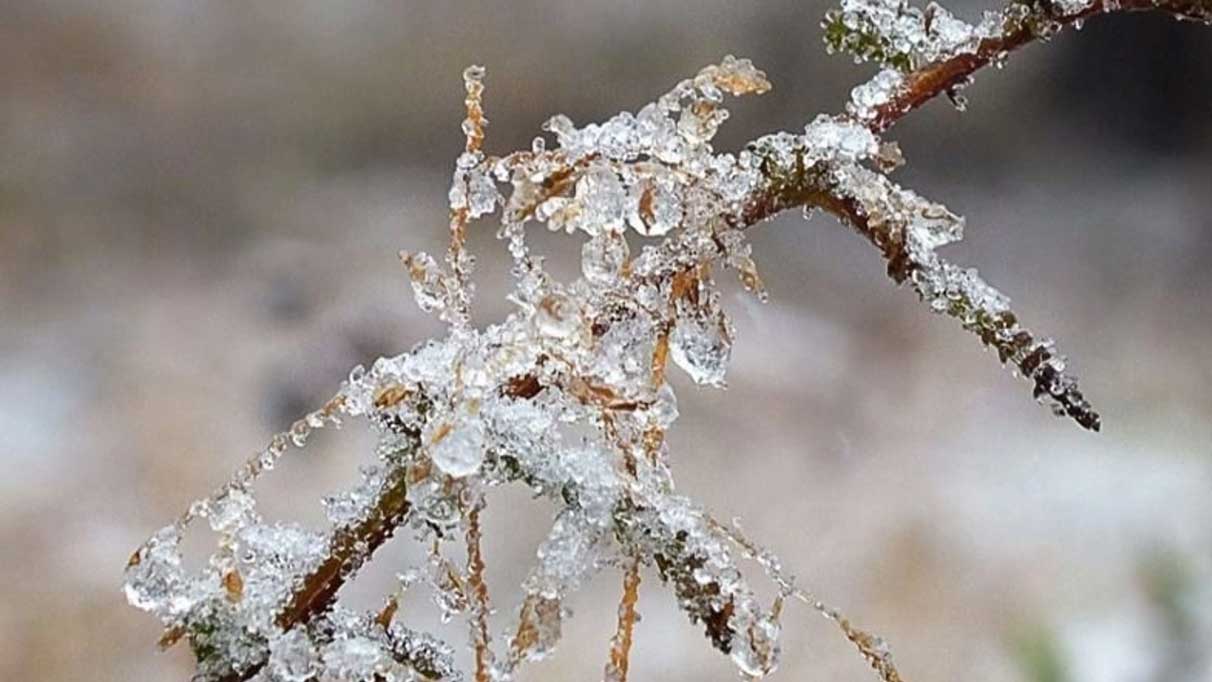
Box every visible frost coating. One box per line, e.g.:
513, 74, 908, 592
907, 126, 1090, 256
124, 4, 1131, 671
122, 55, 803, 682
426, 411, 486, 478
823, 0, 987, 70
124, 526, 194, 618
848, 69, 904, 121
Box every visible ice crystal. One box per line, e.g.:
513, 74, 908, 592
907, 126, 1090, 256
669, 286, 733, 387
125, 4, 1127, 673
426, 413, 486, 478
804, 114, 879, 163
400, 251, 448, 315
322, 466, 388, 527
848, 68, 904, 121
1051, 0, 1098, 15
824, 0, 982, 70
320, 635, 390, 681
206, 487, 259, 534
534, 291, 582, 338
124, 526, 193, 619
628, 172, 683, 237
268, 628, 319, 682
466, 169, 499, 219
575, 164, 628, 235
582, 230, 630, 285
649, 383, 679, 429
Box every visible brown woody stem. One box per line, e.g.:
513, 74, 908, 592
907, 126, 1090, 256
604, 558, 643, 682
465, 503, 495, 682
871, 0, 1212, 133
216, 465, 413, 682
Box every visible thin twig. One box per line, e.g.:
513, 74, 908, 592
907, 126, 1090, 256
465, 502, 495, 682
604, 557, 643, 682
870, 0, 1212, 133
216, 465, 414, 682
447, 65, 489, 327
835, 617, 905, 682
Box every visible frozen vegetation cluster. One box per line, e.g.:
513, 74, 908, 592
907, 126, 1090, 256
125, 0, 1211, 680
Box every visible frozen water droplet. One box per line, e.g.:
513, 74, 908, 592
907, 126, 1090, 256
582, 231, 629, 286
729, 612, 781, 677
535, 292, 581, 338
706, 55, 772, 96
428, 417, 486, 478
575, 165, 626, 234
400, 251, 447, 314
123, 526, 192, 619
322, 467, 386, 528
629, 176, 682, 237
670, 303, 733, 387
849, 69, 903, 121
463, 64, 485, 84
637, 103, 682, 163
804, 114, 877, 163
649, 383, 679, 428
467, 170, 498, 218
206, 487, 257, 534
677, 102, 721, 145
269, 629, 319, 682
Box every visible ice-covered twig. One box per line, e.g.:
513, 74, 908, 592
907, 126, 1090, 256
838, 0, 1212, 133
602, 558, 642, 682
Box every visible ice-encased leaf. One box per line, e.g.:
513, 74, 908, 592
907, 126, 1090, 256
401, 250, 448, 315
426, 413, 486, 478
582, 230, 630, 285
628, 173, 683, 237
467, 169, 499, 219
535, 291, 583, 339
832, 162, 1100, 430
669, 291, 734, 387
575, 164, 627, 235
124, 526, 196, 620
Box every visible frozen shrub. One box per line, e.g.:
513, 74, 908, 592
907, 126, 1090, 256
125, 1, 1211, 680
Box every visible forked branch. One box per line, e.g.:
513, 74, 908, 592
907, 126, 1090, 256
123, 1, 1210, 681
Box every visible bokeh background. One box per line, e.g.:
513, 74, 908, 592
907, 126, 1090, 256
2, 1, 1211, 680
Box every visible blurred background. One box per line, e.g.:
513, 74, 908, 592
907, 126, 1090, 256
2, 1, 1211, 680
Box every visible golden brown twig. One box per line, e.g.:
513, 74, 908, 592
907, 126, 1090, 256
604, 558, 643, 682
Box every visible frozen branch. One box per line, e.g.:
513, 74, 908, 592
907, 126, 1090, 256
123, 2, 1212, 680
